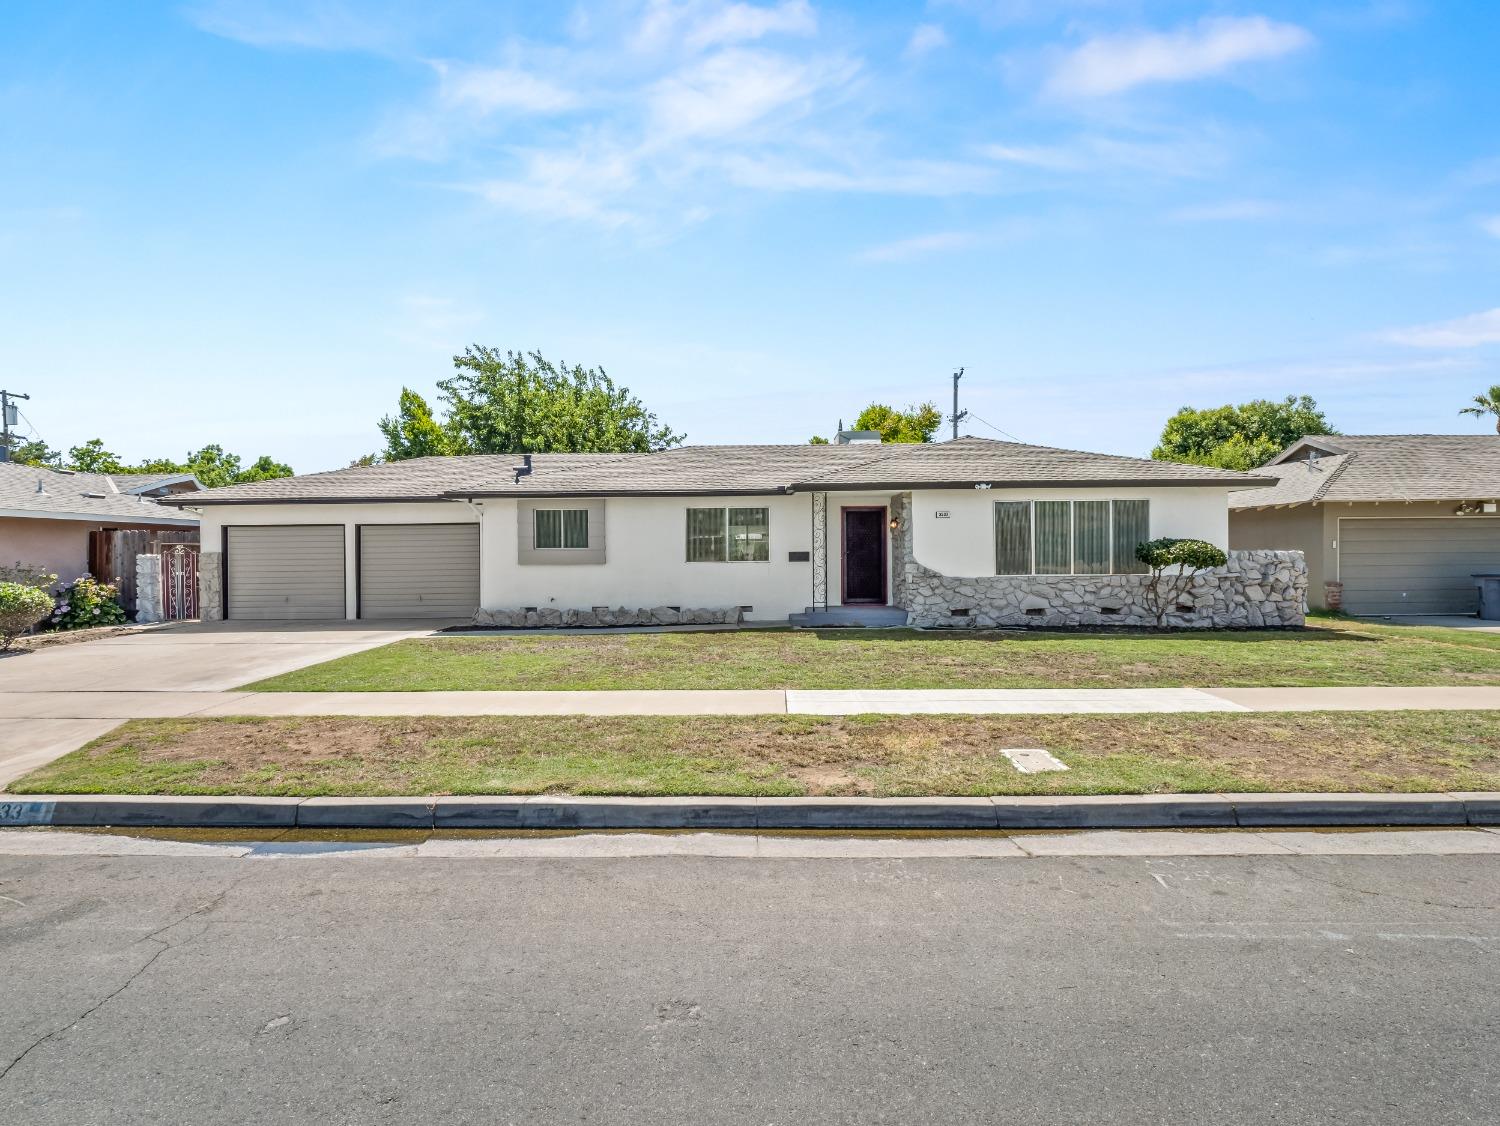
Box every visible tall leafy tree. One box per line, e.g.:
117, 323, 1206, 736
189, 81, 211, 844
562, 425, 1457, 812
854, 402, 943, 443
380, 348, 683, 459
1458, 384, 1500, 434
1152, 396, 1336, 471
67, 439, 125, 473
378, 388, 455, 460
136, 445, 293, 488
4, 437, 61, 466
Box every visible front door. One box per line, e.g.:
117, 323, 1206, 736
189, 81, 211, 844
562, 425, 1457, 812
842, 507, 887, 605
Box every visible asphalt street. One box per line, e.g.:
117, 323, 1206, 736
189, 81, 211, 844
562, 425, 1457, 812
1, 845, 1496, 1124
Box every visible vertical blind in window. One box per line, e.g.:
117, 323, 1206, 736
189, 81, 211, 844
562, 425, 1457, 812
688, 508, 771, 562
686, 508, 727, 562
994, 502, 1032, 576
534, 509, 588, 549
993, 499, 1151, 575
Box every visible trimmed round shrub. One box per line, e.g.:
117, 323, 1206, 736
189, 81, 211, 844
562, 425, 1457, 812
0, 581, 54, 650
1134, 537, 1228, 571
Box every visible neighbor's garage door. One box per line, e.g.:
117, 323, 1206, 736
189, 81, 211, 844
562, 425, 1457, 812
226, 525, 346, 621
1340, 518, 1500, 616
358, 524, 479, 619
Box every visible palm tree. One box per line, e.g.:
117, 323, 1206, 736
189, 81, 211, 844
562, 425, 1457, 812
1459, 385, 1500, 434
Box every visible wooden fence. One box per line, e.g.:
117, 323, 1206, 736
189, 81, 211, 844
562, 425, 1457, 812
88, 529, 199, 616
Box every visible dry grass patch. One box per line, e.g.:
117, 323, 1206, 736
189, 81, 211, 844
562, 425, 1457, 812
11, 712, 1500, 798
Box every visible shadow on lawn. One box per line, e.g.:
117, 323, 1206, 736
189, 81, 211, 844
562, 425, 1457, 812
806, 627, 1387, 645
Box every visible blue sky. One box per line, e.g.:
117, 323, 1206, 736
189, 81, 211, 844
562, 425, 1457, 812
3, 0, 1498, 472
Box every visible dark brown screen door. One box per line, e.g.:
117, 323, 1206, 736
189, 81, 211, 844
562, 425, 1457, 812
842, 507, 887, 605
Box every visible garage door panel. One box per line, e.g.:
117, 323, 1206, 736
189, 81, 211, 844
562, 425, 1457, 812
227, 526, 346, 621
1341, 518, 1500, 616
359, 524, 479, 619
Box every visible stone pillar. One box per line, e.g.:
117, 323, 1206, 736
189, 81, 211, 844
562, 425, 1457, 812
134, 555, 163, 624
198, 552, 224, 622
1323, 581, 1344, 612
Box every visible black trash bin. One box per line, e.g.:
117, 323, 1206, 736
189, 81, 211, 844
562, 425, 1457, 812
1475, 574, 1500, 621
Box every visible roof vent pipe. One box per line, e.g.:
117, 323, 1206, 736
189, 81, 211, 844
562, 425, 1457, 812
513, 453, 533, 485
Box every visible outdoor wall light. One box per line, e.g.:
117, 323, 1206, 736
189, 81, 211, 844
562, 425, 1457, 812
888, 516, 901, 531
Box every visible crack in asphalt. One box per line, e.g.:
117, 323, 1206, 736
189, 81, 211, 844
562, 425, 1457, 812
1275, 856, 1499, 912
0, 868, 256, 1086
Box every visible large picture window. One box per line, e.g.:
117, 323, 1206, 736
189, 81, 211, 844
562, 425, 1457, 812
994, 499, 1150, 576
687, 507, 770, 562
534, 508, 589, 550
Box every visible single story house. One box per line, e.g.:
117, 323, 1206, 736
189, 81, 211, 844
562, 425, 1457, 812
0, 462, 201, 585
161, 436, 1305, 629
1229, 433, 1500, 616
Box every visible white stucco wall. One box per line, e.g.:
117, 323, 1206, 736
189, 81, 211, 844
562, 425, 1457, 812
909, 487, 1234, 577
477, 494, 815, 620
193, 501, 479, 620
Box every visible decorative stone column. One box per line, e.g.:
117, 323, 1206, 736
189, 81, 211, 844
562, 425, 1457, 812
811, 491, 829, 610
134, 555, 163, 624
198, 552, 224, 621
1323, 581, 1344, 612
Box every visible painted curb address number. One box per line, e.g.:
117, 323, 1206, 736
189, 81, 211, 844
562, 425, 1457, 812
0, 801, 55, 825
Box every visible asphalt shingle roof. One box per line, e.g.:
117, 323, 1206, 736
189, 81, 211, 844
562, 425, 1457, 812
0, 462, 200, 524
163, 437, 1269, 506
1230, 434, 1500, 508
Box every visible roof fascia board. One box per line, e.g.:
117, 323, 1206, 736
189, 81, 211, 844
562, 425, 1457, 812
0, 507, 200, 526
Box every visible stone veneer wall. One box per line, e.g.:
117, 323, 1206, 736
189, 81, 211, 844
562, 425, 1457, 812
889, 493, 1307, 630
198, 552, 224, 622
474, 605, 742, 629
134, 555, 163, 624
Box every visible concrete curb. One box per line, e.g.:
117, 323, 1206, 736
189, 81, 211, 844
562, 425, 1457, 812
3, 793, 1498, 830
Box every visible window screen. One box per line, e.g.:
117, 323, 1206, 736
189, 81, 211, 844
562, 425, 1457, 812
535, 509, 588, 549
1073, 500, 1111, 575
534, 510, 562, 549
994, 502, 1032, 575
562, 509, 588, 550
686, 508, 727, 562
1034, 501, 1072, 575
1111, 500, 1150, 574
727, 508, 770, 561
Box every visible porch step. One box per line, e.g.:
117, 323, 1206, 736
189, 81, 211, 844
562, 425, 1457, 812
788, 606, 909, 629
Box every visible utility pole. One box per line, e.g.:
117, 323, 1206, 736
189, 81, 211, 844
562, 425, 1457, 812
0, 388, 30, 463
950, 367, 967, 440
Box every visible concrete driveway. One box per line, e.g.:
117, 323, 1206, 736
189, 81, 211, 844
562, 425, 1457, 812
0, 620, 446, 785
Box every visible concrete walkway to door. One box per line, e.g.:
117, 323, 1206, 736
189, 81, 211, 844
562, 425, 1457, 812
0, 620, 451, 784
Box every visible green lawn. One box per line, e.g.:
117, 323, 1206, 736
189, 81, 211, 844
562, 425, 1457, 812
12, 712, 1500, 798
246, 618, 1500, 692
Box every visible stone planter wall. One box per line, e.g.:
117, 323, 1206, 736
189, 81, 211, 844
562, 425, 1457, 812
473, 605, 743, 629
889, 493, 1307, 630
198, 552, 224, 622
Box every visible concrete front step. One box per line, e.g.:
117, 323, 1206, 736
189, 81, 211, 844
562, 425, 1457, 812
789, 606, 910, 628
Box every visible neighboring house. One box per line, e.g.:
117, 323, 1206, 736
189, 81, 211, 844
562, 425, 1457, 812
160, 437, 1301, 629
1230, 434, 1500, 616
0, 462, 202, 584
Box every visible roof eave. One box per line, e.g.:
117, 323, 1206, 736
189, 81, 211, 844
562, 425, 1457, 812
0, 506, 200, 526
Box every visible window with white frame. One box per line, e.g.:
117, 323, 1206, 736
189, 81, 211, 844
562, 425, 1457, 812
534, 508, 589, 550
686, 507, 770, 562
994, 499, 1149, 576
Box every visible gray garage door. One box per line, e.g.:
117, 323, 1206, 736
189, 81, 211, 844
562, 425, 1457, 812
226, 525, 346, 620
358, 524, 479, 619
1340, 518, 1500, 616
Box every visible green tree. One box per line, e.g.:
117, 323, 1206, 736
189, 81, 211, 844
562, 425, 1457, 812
1459, 384, 1500, 434
1152, 396, 1336, 471
378, 388, 455, 461
67, 439, 125, 473
852, 401, 943, 444
808, 435, 831, 445
4, 438, 61, 466
136, 445, 293, 488
382, 348, 683, 459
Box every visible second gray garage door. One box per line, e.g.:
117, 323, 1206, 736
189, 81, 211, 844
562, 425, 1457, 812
358, 524, 480, 619
1340, 518, 1500, 616
226, 525, 346, 621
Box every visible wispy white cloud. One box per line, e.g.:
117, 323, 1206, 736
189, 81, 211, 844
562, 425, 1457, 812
185, 0, 399, 52
904, 23, 949, 60
1386, 307, 1500, 348
857, 230, 976, 262
1169, 198, 1281, 222
646, 48, 858, 142
721, 154, 996, 195
978, 129, 1229, 179
1480, 215, 1500, 239
432, 62, 579, 115
1044, 16, 1314, 98
633, 0, 817, 53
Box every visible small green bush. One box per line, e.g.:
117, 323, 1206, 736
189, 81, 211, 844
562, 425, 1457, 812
0, 581, 54, 649
48, 575, 128, 631
1135, 538, 1228, 626
0, 562, 58, 590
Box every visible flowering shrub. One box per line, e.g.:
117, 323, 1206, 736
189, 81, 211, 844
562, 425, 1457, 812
48, 575, 128, 631
0, 562, 57, 590
0, 582, 53, 649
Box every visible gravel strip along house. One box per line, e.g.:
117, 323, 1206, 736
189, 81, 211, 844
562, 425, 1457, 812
160, 436, 1304, 629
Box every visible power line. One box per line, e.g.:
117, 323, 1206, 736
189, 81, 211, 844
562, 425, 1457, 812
965, 411, 1024, 444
